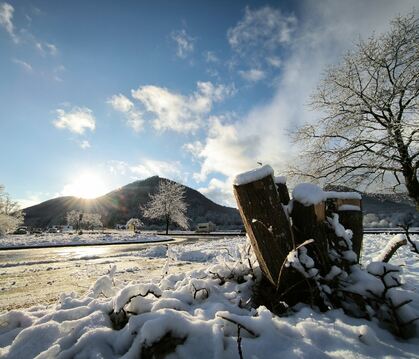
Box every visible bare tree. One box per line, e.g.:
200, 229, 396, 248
292, 12, 419, 207
0, 185, 24, 236
142, 180, 189, 234
66, 210, 102, 232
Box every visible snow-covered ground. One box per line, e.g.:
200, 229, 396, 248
0, 234, 418, 358
0, 231, 171, 249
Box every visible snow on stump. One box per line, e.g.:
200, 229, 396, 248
233, 166, 294, 287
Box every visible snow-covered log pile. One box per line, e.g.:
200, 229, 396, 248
233, 165, 418, 338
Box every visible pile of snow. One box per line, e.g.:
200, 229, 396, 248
0, 232, 170, 249
1, 234, 419, 357
292, 183, 361, 206
233, 165, 274, 186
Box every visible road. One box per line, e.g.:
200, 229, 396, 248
0, 236, 213, 312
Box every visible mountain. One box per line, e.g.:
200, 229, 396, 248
23, 176, 242, 229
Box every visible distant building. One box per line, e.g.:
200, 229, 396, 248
195, 222, 216, 233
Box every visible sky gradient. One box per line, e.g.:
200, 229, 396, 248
0, 0, 416, 208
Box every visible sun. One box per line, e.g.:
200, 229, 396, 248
63, 171, 109, 199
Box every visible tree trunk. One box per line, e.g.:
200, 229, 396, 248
165, 216, 169, 235
233, 174, 294, 287
403, 166, 419, 210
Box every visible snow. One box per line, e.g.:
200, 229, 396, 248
0, 233, 418, 358
292, 183, 325, 205
274, 176, 287, 184
373, 234, 407, 262
0, 231, 171, 249
338, 205, 361, 211
292, 183, 361, 206
233, 165, 274, 186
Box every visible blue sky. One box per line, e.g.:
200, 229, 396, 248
0, 0, 416, 208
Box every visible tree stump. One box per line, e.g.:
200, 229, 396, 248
274, 177, 290, 205
291, 200, 331, 275
328, 197, 363, 262
233, 172, 294, 287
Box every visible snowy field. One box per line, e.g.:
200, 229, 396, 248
0, 231, 171, 249
0, 234, 418, 358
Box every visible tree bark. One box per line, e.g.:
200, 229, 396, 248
337, 209, 363, 261
233, 175, 294, 287
165, 216, 169, 235
276, 183, 290, 205
403, 166, 419, 209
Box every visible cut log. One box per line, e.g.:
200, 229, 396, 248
233, 174, 294, 286
337, 210, 363, 261
291, 200, 330, 274
327, 197, 363, 262
275, 182, 290, 205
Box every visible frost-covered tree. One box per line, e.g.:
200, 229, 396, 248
66, 210, 102, 231
142, 180, 189, 234
0, 185, 24, 236
66, 210, 83, 230
126, 218, 143, 232
82, 212, 103, 230
292, 12, 419, 207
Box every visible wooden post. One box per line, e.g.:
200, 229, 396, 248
291, 200, 331, 274
328, 197, 363, 262
233, 174, 294, 287
274, 177, 290, 205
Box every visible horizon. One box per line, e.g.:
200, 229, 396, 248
1, 0, 416, 209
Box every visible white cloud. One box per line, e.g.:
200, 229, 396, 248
108, 94, 134, 112
12, 58, 32, 71
107, 94, 144, 132
80, 140, 91, 149
267, 56, 281, 68
204, 51, 219, 63
53, 107, 96, 134
227, 5, 296, 67
171, 29, 194, 59
238, 68, 266, 82
36, 42, 58, 56
131, 81, 235, 133
0, 2, 18, 42
108, 160, 130, 176
198, 178, 235, 207
130, 159, 183, 181
189, 116, 259, 183
183, 141, 204, 157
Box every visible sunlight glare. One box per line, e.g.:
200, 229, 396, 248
63, 171, 108, 199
